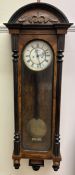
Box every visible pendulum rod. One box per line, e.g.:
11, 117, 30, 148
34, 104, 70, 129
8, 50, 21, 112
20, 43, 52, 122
34, 73, 39, 119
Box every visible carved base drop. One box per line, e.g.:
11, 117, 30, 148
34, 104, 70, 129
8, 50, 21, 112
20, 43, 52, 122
52, 161, 60, 171
29, 159, 44, 171
14, 159, 20, 169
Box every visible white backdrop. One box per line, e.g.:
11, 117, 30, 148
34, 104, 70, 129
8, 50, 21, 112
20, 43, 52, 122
0, 0, 75, 175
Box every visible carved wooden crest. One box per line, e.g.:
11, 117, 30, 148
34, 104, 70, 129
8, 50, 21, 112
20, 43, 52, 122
17, 13, 59, 24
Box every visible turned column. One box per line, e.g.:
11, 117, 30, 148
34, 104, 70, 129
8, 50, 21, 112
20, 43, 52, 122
53, 34, 65, 171
12, 34, 20, 168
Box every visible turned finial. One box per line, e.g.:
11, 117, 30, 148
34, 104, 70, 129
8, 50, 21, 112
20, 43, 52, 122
37, 0, 40, 2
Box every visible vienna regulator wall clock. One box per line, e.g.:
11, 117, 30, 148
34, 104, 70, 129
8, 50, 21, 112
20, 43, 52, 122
4, 0, 72, 171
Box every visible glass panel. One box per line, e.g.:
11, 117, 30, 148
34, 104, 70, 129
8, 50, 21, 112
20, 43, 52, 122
21, 43, 53, 151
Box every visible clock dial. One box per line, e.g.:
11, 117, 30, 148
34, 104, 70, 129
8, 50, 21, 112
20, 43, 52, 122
23, 40, 53, 71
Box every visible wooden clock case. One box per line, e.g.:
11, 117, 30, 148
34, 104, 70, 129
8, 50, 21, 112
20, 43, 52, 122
4, 2, 72, 171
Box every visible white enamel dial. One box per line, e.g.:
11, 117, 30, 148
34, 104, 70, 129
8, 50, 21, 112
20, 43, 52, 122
23, 40, 53, 71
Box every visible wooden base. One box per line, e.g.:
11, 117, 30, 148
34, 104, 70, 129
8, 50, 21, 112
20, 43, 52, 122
12, 153, 61, 171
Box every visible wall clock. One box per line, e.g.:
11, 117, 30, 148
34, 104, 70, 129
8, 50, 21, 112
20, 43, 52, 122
4, 1, 72, 171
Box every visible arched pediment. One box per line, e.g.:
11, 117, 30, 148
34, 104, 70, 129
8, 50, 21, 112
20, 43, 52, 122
8, 2, 69, 25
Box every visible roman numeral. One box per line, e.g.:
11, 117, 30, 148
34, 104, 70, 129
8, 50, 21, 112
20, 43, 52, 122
37, 43, 39, 48
45, 59, 48, 62
37, 64, 41, 68
26, 55, 30, 57
45, 49, 48, 51
46, 54, 50, 56
31, 63, 34, 67
31, 45, 35, 49
27, 59, 30, 62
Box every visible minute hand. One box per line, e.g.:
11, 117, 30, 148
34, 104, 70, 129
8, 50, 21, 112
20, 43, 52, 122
37, 55, 41, 64
35, 50, 41, 64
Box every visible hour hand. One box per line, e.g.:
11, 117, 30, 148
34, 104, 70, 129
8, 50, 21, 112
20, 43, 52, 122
35, 49, 39, 57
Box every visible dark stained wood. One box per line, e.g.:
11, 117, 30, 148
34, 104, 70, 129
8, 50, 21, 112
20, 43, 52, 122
4, 23, 72, 31
12, 34, 20, 156
53, 34, 65, 156
52, 34, 65, 171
